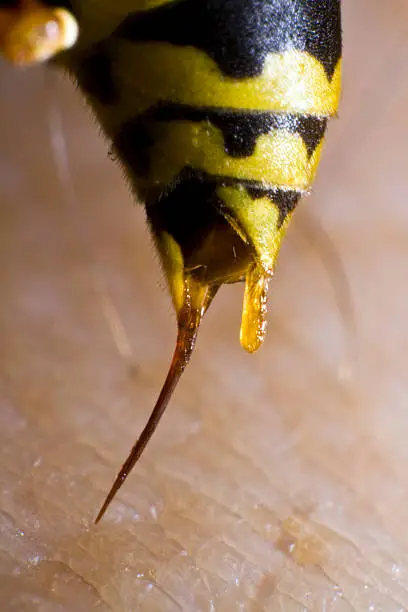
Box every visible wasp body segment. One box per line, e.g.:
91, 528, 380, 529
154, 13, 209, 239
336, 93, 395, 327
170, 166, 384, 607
73, 0, 341, 349
1, 0, 342, 520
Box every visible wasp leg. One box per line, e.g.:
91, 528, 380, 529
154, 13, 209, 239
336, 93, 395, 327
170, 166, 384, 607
0, 0, 78, 66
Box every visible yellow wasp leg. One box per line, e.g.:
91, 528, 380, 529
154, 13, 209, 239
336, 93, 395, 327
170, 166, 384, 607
0, 0, 78, 66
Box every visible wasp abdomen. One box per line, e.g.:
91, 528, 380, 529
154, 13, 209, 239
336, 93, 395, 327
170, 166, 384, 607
84, 0, 342, 328
0, 0, 342, 521
47, 0, 342, 518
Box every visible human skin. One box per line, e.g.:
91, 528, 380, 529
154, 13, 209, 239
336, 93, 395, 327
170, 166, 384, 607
1, 0, 408, 610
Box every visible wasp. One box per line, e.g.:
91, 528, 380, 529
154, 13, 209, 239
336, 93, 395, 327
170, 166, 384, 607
0, 0, 342, 522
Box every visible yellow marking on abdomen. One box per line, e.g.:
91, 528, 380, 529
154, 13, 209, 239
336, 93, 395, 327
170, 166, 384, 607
136, 0, 180, 9
217, 185, 294, 352
218, 185, 292, 272
134, 121, 324, 191
109, 44, 341, 134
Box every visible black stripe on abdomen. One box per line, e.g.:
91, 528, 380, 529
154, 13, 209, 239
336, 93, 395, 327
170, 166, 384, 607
145, 171, 301, 263
74, 40, 119, 106
146, 104, 327, 158
113, 105, 327, 183
115, 0, 341, 80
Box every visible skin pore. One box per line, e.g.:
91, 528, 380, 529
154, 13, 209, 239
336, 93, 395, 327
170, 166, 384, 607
1, 0, 408, 610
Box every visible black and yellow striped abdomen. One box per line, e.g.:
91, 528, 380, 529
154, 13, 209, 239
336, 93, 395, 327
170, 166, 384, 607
0, 0, 342, 519
76, 0, 342, 515
72, 0, 341, 352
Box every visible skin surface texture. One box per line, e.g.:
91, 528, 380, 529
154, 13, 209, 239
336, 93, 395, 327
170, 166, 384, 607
1, 0, 408, 610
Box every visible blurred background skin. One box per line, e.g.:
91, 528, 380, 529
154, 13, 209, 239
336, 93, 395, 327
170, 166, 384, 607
1, 0, 408, 610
